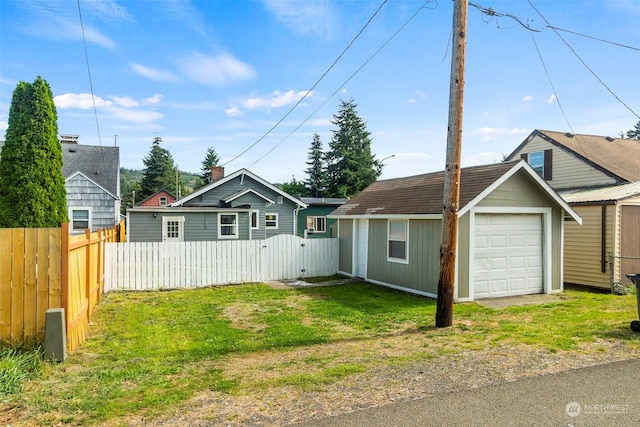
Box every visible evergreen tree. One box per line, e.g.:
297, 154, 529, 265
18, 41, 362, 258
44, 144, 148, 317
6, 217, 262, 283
139, 137, 177, 200
0, 76, 68, 227
279, 176, 309, 197
325, 99, 381, 198
200, 147, 220, 186
305, 133, 326, 197
626, 120, 640, 140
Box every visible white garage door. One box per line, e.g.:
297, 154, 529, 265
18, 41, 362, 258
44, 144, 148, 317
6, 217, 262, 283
474, 213, 543, 298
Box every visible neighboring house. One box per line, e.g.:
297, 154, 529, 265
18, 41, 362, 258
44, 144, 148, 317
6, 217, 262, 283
298, 197, 348, 238
127, 167, 307, 242
329, 160, 581, 302
0, 135, 121, 234
506, 130, 640, 289
136, 189, 176, 207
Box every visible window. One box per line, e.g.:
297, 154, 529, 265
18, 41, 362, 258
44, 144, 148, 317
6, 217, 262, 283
306, 216, 327, 233
388, 220, 408, 262
159, 196, 168, 206
218, 213, 238, 238
522, 149, 552, 180
70, 208, 91, 232
162, 216, 184, 242
251, 210, 259, 229
265, 213, 278, 229
277, 196, 284, 204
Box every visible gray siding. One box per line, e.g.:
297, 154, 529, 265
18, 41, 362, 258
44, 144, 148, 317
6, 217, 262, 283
66, 174, 118, 233
366, 219, 441, 295
337, 219, 353, 274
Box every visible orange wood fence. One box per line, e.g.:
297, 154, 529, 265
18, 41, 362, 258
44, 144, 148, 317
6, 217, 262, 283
0, 221, 124, 352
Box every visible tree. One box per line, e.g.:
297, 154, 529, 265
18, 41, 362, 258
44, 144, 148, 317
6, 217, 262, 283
200, 147, 220, 186
279, 176, 309, 197
139, 137, 177, 201
325, 99, 381, 198
625, 120, 640, 140
305, 133, 326, 198
0, 76, 68, 227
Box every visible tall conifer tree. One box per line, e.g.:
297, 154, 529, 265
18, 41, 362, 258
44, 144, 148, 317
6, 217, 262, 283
139, 137, 177, 200
305, 133, 326, 198
0, 76, 68, 227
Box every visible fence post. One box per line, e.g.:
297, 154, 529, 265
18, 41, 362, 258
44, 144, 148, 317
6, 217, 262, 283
60, 222, 69, 331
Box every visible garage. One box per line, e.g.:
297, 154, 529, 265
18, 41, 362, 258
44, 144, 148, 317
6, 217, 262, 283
473, 213, 543, 298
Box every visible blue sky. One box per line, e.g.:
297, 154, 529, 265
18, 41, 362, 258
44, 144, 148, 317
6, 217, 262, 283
1, 0, 639, 183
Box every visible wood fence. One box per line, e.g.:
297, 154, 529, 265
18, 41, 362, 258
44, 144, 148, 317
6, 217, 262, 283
0, 221, 124, 351
104, 235, 338, 292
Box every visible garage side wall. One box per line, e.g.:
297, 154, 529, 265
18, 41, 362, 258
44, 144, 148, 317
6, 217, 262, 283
366, 219, 441, 295
337, 219, 353, 275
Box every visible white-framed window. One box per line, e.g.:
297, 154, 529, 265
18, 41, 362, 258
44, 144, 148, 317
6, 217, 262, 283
162, 216, 185, 242
70, 207, 92, 232
306, 216, 327, 233
218, 213, 238, 239
265, 213, 278, 229
388, 220, 408, 263
159, 196, 168, 206
251, 210, 260, 229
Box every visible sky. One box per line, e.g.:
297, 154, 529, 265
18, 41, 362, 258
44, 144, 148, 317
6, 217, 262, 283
1, 0, 639, 184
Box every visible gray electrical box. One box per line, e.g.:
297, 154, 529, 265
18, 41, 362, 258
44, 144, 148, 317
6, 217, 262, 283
44, 308, 67, 362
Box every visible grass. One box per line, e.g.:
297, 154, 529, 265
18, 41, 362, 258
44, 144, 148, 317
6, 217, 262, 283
5, 282, 640, 425
0, 346, 43, 401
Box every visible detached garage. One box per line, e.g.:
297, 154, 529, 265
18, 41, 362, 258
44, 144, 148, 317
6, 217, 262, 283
329, 160, 581, 301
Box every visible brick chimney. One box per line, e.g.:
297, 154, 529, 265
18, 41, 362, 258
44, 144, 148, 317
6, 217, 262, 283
211, 166, 225, 182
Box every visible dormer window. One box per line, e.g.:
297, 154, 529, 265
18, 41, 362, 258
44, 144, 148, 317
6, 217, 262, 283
521, 149, 552, 180
159, 196, 167, 206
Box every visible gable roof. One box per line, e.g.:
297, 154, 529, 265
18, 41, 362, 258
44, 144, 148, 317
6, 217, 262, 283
65, 171, 117, 199
135, 189, 176, 206
507, 129, 640, 183
171, 168, 306, 208
61, 142, 120, 197
222, 188, 275, 204
330, 160, 581, 223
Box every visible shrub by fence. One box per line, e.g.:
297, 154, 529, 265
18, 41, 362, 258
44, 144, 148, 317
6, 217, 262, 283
0, 221, 124, 351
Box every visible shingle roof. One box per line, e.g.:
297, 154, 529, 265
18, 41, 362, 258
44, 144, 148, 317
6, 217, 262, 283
560, 182, 640, 203
61, 143, 120, 196
511, 130, 640, 183
330, 161, 519, 216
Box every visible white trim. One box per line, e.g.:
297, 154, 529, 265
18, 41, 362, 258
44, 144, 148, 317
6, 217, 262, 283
307, 216, 327, 234
65, 171, 117, 200
128, 207, 251, 214
328, 213, 442, 220
467, 208, 552, 301
366, 278, 437, 300
387, 219, 409, 264
69, 206, 92, 232
218, 212, 239, 239
458, 160, 582, 225
170, 168, 306, 208
162, 216, 185, 242
250, 209, 260, 230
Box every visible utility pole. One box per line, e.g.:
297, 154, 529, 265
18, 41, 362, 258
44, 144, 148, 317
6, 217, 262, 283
436, 0, 468, 328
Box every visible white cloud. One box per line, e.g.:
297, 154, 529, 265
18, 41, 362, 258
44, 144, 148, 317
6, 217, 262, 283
407, 98, 416, 104
110, 107, 163, 123
84, 0, 132, 21
462, 152, 503, 167
546, 94, 557, 104
131, 63, 179, 83
180, 52, 256, 87
263, 0, 334, 38
225, 106, 244, 117
54, 93, 113, 109
112, 96, 139, 108
142, 94, 164, 105
523, 95, 533, 102
243, 90, 311, 111
0, 120, 7, 133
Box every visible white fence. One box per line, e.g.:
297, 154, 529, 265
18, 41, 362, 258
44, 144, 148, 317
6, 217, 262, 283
104, 235, 338, 292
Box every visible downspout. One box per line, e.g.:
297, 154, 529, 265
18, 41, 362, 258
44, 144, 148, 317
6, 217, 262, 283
601, 203, 606, 273
294, 203, 305, 236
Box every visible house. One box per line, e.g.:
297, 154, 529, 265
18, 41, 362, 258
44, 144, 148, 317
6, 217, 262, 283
135, 189, 176, 207
297, 197, 348, 238
0, 135, 121, 234
61, 135, 121, 234
126, 167, 307, 242
505, 130, 640, 289
328, 160, 581, 301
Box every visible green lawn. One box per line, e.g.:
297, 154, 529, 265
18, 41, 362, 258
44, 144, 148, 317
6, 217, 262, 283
3, 282, 639, 425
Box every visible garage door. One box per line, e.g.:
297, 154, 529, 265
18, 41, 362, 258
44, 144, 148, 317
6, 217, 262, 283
474, 213, 543, 298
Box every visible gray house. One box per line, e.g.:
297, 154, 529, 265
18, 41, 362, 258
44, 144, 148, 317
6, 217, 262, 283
329, 160, 581, 301
61, 135, 121, 234
127, 167, 307, 242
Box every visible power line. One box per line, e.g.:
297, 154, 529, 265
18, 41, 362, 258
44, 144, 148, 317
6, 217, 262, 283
222, 0, 390, 168
249, 1, 431, 168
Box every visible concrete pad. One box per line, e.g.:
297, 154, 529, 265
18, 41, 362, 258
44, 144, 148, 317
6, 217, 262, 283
475, 293, 567, 309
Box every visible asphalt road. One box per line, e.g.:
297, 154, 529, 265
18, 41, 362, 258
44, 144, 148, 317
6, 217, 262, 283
294, 358, 640, 427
